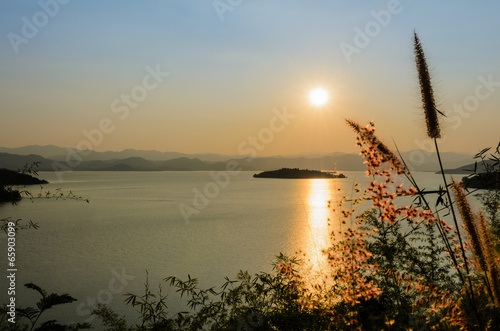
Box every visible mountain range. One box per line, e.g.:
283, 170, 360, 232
0, 145, 231, 162
0, 145, 476, 173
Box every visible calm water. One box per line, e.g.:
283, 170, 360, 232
0, 170, 464, 327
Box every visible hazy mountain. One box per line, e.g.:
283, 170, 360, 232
0, 146, 475, 173
157, 157, 227, 171
0, 145, 234, 162
101, 164, 135, 171
233, 154, 365, 171
0, 145, 65, 159
399, 150, 474, 172
234, 152, 474, 172
441, 159, 497, 174
0, 152, 54, 171
279, 151, 348, 159
0, 153, 240, 172
71, 157, 160, 171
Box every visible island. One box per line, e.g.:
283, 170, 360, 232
253, 168, 346, 179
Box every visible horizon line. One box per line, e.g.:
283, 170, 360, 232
0, 144, 476, 158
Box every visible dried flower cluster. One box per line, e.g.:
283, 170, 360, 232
346, 120, 438, 227
338, 119, 500, 329
346, 120, 406, 176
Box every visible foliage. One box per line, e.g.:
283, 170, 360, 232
95, 256, 333, 330
91, 304, 134, 331
468, 145, 500, 250
0, 283, 91, 331
123, 271, 172, 330
0, 164, 90, 330
0, 162, 89, 204
0, 163, 43, 204
0, 184, 22, 203
1, 217, 39, 233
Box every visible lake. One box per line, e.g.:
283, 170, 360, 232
0, 170, 467, 327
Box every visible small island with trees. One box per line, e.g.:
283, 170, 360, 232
253, 168, 346, 179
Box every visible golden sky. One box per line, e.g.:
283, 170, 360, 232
1, 1, 499, 156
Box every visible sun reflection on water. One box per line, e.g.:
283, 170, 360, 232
303, 179, 334, 280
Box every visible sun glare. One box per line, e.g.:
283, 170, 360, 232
309, 87, 329, 107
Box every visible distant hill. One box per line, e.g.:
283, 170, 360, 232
233, 154, 366, 171
439, 159, 496, 174
0, 152, 239, 172
100, 163, 135, 171
0, 146, 475, 173
157, 157, 228, 171
0, 145, 65, 159
399, 150, 474, 172
0, 145, 233, 162
0, 152, 54, 171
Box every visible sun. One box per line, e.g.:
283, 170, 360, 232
309, 87, 329, 107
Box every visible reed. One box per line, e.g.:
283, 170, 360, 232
451, 179, 488, 273
413, 31, 441, 139
413, 33, 475, 306
346, 120, 406, 174
478, 212, 500, 307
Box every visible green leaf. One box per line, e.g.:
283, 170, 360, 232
37, 293, 77, 311
474, 147, 491, 159
25, 283, 47, 299
17, 307, 39, 321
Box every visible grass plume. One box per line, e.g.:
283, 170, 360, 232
451, 179, 488, 273
478, 212, 500, 307
414, 31, 441, 139
346, 119, 406, 174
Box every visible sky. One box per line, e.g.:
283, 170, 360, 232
1, 0, 499, 157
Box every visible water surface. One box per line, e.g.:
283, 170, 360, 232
0, 170, 461, 326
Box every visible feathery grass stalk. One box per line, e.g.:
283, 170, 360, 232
451, 180, 488, 272
346, 120, 406, 173
478, 212, 500, 307
414, 31, 441, 139
346, 119, 361, 133
413, 31, 468, 274
414, 32, 476, 307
